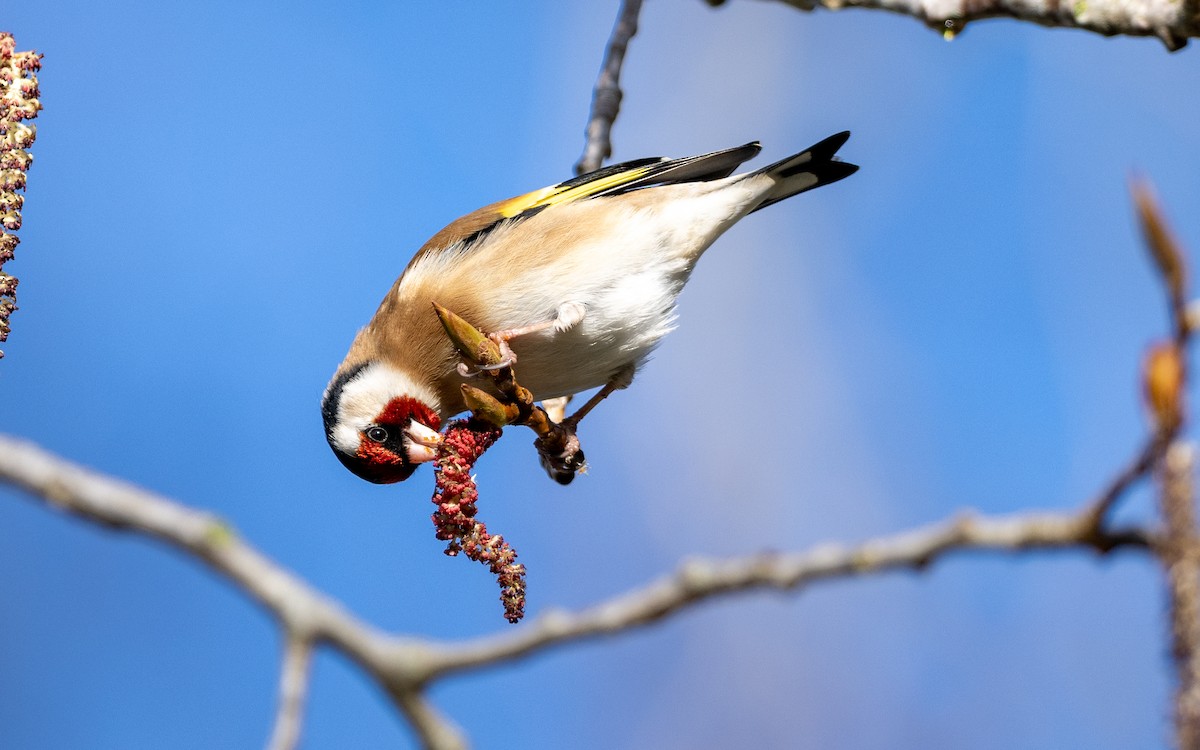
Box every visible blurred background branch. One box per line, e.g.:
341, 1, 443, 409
1161, 444, 1200, 749
732, 0, 1200, 49
0, 432, 1163, 749
575, 0, 643, 175
1132, 180, 1200, 750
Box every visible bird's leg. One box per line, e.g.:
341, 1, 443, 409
474, 302, 587, 371
562, 364, 635, 429
492, 301, 587, 341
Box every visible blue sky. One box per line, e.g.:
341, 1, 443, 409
2, 1, 1199, 748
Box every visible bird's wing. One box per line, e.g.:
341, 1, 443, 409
407, 142, 764, 268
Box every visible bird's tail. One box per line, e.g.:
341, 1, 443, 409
749, 131, 858, 213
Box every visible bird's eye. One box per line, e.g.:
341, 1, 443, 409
365, 426, 389, 443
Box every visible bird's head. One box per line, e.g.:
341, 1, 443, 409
321, 361, 443, 483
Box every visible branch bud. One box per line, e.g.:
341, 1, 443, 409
432, 302, 503, 367
1144, 341, 1185, 432
1132, 179, 1187, 311
461, 384, 516, 427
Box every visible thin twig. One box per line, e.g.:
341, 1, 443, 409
575, 0, 644, 175
266, 635, 315, 750
752, 0, 1200, 50
1085, 433, 1167, 524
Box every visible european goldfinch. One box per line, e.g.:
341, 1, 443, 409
323, 132, 858, 483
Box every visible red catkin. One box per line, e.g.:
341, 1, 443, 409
432, 418, 527, 623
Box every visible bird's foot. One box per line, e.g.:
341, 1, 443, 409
535, 423, 586, 486
532, 365, 633, 484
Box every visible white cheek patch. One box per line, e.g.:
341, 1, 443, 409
328, 362, 441, 455
331, 423, 364, 456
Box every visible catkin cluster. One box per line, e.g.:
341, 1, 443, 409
432, 419, 527, 623
0, 32, 42, 356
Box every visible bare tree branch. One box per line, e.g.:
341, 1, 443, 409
575, 0, 644, 175
391, 688, 468, 750
0, 432, 1155, 746
417, 509, 1148, 679
1160, 443, 1200, 749
0, 435, 434, 746
266, 635, 315, 750
0, 435, 378, 645
1129, 178, 1200, 749
734, 0, 1200, 50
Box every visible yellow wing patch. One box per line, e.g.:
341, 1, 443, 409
496, 165, 656, 219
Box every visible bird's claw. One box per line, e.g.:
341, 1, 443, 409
485, 335, 518, 368
456, 337, 516, 377
476, 358, 514, 372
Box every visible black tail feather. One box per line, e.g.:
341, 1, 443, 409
751, 131, 857, 213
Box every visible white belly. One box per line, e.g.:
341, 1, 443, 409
502, 253, 692, 399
